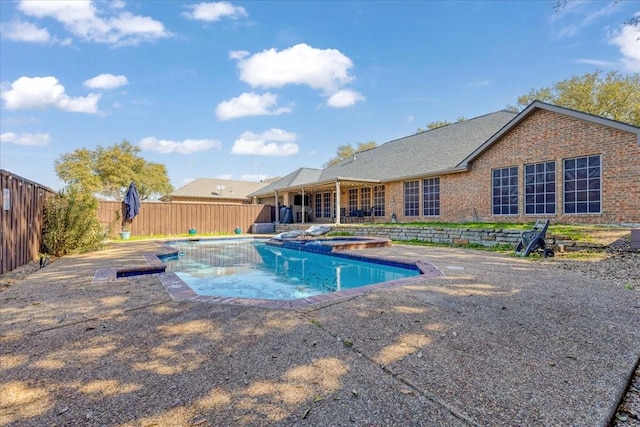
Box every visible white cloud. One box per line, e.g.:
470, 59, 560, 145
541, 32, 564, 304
0, 116, 40, 126
215, 92, 292, 121
550, 1, 619, 38
217, 174, 233, 180
83, 74, 128, 89
406, 115, 414, 123
1, 76, 101, 113
182, 2, 248, 21
326, 89, 365, 108
139, 137, 222, 154
0, 132, 50, 146
573, 58, 616, 67
229, 49, 249, 60
15, 0, 170, 46
233, 43, 354, 93
110, 1, 126, 10
0, 20, 51, 43
609, 24, 640, 72
468, 79, 490, 87
231, 128, 298, 156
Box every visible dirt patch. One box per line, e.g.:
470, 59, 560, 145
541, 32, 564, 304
0, 257, 56, 290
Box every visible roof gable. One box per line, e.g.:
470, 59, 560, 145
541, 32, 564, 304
249, 168, 323, 197
460, 101, 640, 166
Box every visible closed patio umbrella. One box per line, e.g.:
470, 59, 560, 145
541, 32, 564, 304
123, 182, 141, 221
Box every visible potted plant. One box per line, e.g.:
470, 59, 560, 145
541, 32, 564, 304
119, 224, 131, 240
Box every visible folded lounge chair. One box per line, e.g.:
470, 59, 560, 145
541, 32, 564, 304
271, 225, 332, 241
301, 225, 332, 236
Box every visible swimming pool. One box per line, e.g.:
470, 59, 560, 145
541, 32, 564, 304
160, 239, 420, 301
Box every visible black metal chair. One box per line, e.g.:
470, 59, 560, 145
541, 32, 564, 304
361, 207, 373, 222
349, 209, 360, 223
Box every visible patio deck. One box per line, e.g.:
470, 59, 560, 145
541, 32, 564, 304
1, 240, 638, 426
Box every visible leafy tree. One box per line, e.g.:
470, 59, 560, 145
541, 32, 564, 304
41, 187, 108, 256
514, 71, 640, 126
55, 140, 173, 200
324, 141, 377, 167
417, 117, 467, 133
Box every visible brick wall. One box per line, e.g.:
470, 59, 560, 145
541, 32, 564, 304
383, 110, 639, 225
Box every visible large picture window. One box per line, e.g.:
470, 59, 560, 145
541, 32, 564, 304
322, 192, 332, 218
564, 155, 601, 214
404, 181, 420, 217
361, 187, 371, 210
314, 193, 322, 219
373, 185, 385, 216
422, 178, 440, 216
492, 167, 518, 215
348, 188, 358, 213
525, 161, 556, 214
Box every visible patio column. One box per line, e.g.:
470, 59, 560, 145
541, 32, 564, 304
274, 191, 279, 224
301, 187, 305, 225
335, 180, 341, 225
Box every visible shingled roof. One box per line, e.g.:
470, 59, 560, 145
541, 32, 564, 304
250, 168, 323, 196
319, 110, 517, 182
165, 178, 273, 201
251, 109, 517, 198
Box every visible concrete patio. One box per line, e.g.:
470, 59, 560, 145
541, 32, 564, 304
1, 240, 639, 426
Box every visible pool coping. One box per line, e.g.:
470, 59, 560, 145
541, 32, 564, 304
93, 237, 443, 309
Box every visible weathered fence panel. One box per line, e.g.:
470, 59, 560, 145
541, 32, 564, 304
0, 170, 55, 275
97, 201, 273, 238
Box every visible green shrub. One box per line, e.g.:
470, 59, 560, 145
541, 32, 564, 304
42, 187, 108, 256
327, 231, 353, 237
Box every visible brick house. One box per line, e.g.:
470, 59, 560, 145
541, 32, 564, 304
250, 101, 640, 225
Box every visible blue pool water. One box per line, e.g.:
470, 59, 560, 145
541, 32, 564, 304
161, 239, 419, 300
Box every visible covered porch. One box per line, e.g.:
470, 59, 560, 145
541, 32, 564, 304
270, 178, 387, 225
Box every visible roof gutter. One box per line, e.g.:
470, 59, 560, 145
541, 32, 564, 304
259, 177, 381, 195
387, 166, 468, 183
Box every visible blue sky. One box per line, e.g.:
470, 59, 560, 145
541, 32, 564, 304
1, 1, 638, 194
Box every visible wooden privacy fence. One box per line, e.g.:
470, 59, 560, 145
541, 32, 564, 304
97, 201, 273, 238
1, 170, 56, 275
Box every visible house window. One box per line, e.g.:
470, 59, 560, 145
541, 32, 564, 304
322, 192, 332, 217
492, 167, 518, 215
404, 180, 420, 217
422, 177, 440, 216
348, 188, 358, 213
361, 187, 371, 210
525, 161, 556, 215
564, 155, 601, 214
373, 185, 385, 216
314, 193, 322, 219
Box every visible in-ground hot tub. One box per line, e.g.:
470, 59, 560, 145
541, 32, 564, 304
266, 236, 391, 254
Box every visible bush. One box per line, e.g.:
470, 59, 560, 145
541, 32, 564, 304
41, 187, 108, 256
